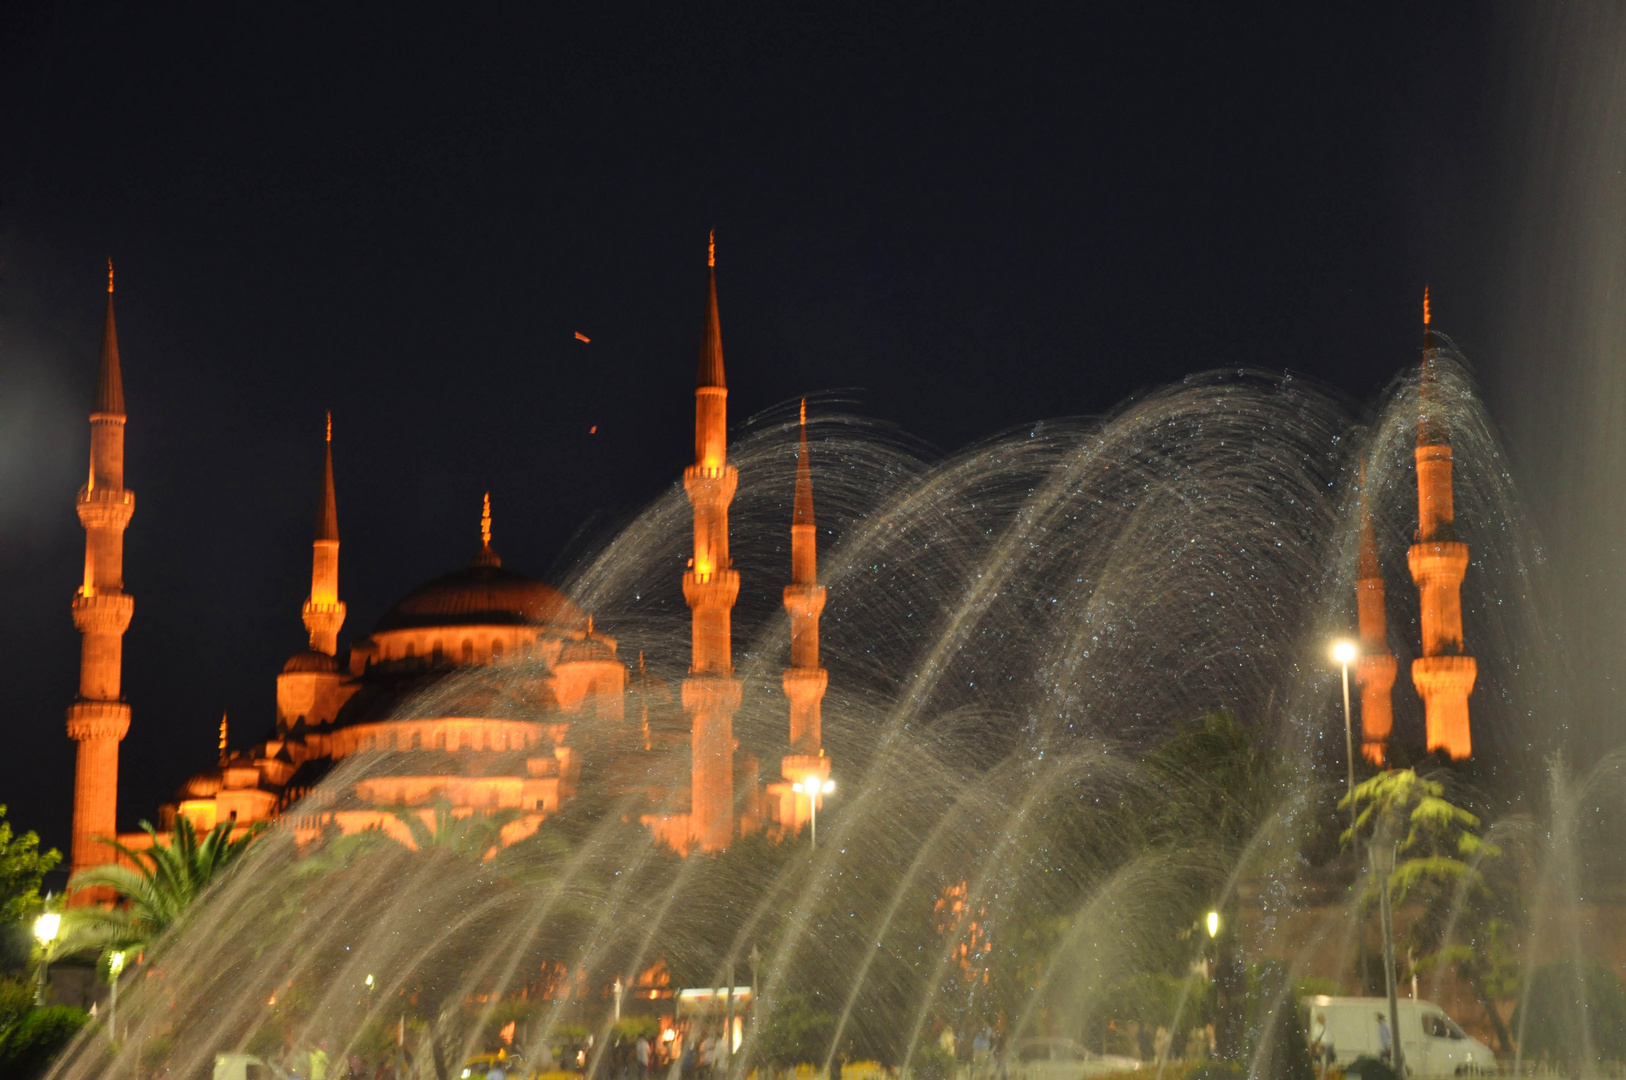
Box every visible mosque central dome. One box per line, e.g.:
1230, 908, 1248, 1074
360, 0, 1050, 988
373, 561, 583, 633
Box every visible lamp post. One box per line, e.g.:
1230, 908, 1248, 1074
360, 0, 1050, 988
1331, 639, 1359, 835
791, 779, 836, 849
1372, 839, 1405, 1077
108, 950, 125, 1044
1331, 638, 1369, 994
33, 911, 60, 1006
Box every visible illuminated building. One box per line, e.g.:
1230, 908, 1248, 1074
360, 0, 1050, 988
66, 241, 827, 858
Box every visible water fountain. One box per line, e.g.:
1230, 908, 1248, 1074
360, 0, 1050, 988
44, 349, 1590, 1080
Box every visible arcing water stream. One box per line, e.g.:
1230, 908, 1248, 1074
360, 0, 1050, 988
50, 355, 1605, 1080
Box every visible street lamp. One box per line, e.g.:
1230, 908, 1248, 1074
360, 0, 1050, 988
1371, 839, 1405, 1077
791, 779, 836, 849
108, 950, 126, 1044
33, 911, 60, 1005
1205, 911, 1220, 939
1330, 640, 1360, 841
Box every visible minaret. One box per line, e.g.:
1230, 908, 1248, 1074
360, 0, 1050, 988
1355, 469, 1396, 765
781, 399, 830, 833
301, 413, 346, 655
1408, 289, 1476, 759
67, 261, 135, 887
682, 231, 741, 852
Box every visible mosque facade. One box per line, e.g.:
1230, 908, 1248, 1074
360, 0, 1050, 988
64, 244, 832, 889
63, 253, 1470, 886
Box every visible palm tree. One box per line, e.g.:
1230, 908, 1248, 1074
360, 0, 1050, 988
387, 798, 519, 860
60, 816, 264, 960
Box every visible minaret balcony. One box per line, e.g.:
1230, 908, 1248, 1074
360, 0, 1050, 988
683, 568, 740, 610
1412, 653, 1477, 696
76, 485, 135, 530
302, 599, 347, 637
71, 591, 134, 635
66, 699, 131, 741
1406, 539, 1469, 586
682, 674, 742, 714
684, 464, 739, 503
782, 666, 828, 704
782, 583, 827, 618
1356, 651, 1397, 691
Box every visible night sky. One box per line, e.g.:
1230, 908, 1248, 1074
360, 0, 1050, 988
0, 4, 1525, 855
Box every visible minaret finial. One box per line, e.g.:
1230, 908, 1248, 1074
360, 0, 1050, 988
1423, 286, 1430, 326
709, 229, 716, 269
107, 258, 114, 294
326, 411, 332, 442
481, 492, 492, 546
219, 712, 229, 766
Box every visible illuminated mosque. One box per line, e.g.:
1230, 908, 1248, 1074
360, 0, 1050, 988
62, 247, 1471, 887
65, 242, 833, 888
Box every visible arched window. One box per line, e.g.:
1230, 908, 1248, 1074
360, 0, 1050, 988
490, 639, 504, 662
404, 641, 416, 659
431, 639, 444, 665
461, 639, 475, 664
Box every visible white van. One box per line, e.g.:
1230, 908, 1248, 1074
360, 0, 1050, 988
1301, 997, 1494, 1077
213, 1053, 289, 1080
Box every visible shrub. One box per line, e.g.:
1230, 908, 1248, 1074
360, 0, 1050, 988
0, 1005, 90, 1076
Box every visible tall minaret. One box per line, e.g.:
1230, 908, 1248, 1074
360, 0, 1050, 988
302, 413, 346, 655
1407, 289, 1476, 759
682, 231, 742, 853
67, 261, 135, 885
781, 399, 830, 833
1355, 469, 1396, 764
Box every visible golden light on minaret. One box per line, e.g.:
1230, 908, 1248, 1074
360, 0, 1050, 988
482, 492, 492, 547
301, 414, 346, 655
1355, 463, 1397, 765
219, 712, 229, 767
1408, 289, 1476, 759
67, 263, 136, 898
682, 231, 741, 853
781, 397, 831, 836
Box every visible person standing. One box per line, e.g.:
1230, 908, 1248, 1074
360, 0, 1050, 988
637, 1033, 652, 1080
1376, 1013, 1392, 1065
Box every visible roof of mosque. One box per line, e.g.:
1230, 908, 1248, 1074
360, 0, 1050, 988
373, 561, 583, 633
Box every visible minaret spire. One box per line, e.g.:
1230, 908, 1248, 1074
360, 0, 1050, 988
1355, 464, 1397, 764
1407, 290, 1476, 759
302, 414, 346, 655
68, 264, 136, 896
682, 231, 741, 852
780, 400, 831, 835
474, 491, 501, 567
219, 712, 230, 767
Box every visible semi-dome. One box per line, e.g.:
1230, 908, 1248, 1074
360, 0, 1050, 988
283, 649, 341, 674
374, 561, 583, 633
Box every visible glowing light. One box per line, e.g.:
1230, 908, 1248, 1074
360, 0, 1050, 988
1422, 287, 1430, 326
708, 229, 715, 268
364, 973, 374, 989
326, 411, 332, 442
1205, 911, 1220, 938
575, 331, 591, 343
109, 951, 125, 976
108, 258, 114, 294
481, 493, 492, 547
1332, 640, 1358, 665
34, 913, 60, 944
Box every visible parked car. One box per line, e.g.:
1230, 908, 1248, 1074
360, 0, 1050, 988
1302, 997, 1494, 1076
1005, 1037, 1142, 1079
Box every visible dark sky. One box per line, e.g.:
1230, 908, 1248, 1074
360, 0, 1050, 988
0, 4, 1508, 854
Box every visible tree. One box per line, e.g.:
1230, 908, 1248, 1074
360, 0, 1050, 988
61, 816, 264, 960
1340, 771, 1518, 1052
388, 798, 521, 860
0, 806, 60, 928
